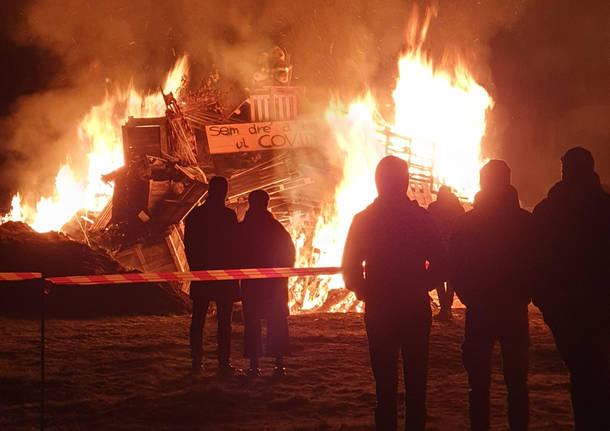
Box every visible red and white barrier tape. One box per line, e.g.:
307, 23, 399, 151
46, 267, 342, 285
0, 272, 42, 281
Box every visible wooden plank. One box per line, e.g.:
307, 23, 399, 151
148, 181, 171, 211
90, 201, 112, 232
165, 225, 187, 272
134, 244, 150, 271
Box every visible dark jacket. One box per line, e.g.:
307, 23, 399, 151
532, 174, 610, 326
184, 199, 239, 301
342, 196, 447, 314
450, 185, 533, 313
428, 194, 465, 247
240, 209, 296, 310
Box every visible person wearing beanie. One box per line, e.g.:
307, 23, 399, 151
450, 160, 534, 431
532, 147, 610, 430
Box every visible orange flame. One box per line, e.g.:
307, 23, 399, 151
2, 57, 189, 232
295, 8, 493, 312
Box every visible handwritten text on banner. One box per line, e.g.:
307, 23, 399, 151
205, 121, 317, 154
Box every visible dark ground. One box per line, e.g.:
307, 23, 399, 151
1, 306, 572, 430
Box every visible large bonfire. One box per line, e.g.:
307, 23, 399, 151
1, 10, 492, 313
290, 9, 492, 312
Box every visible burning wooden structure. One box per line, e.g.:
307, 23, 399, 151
68, 48, 436, 309
74, 49, 321, 296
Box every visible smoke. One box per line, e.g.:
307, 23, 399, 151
484, 0, 610, 205
1, 0, 606, 210
0, 0, 419, 209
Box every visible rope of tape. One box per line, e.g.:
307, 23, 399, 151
46, 267, 342, 285
0, 272, 42, 281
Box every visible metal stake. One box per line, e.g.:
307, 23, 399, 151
40, 279, 46, 431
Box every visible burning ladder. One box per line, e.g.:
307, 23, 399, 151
377, 127, 436, 206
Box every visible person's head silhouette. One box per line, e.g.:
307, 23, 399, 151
561, 147, 595, 183
479, 160, 511, 191
437, 185, 453, 201
248, 189, 270, 213
375, 156, 409, 199
207, 176, 228, 203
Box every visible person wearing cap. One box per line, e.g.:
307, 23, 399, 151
240, 189, 295, 377
450, 160, 533, 431
532, 147, 610, 430
342, 156, 446, 431
184, 176, 240, 376
427, 185, 465, 321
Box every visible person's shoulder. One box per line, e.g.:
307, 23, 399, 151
189, 203, 204, 214
454, 206, 478, 229
412, 201, 429, 214
454, 201, 466, 215
414, 203, 434, 220
533, 181, 564, 214
513, 207, 534, 231
517, 207, 532, 217
275, 219, 293, 240
597, 190, 610, 217
266, 216, 293, 241
406, 201, 439, 229
222, 205, 237, 218
185, 204, 204, 222
353, 204, 374, 222
271, 216, 287, 231
344, 207, 371, 236
513, 208, 533, 230
533, 196, 551, 217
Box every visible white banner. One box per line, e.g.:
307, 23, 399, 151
205, 121, 317, 154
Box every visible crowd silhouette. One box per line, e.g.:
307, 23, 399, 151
184, 147, 609, 431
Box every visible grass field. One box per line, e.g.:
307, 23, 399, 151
1, 307, 573, 430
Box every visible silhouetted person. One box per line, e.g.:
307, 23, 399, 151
240, 190, 295, 376
342, 156, 446, 431
428, 185, 465, 321
450, 160, 533, 431
184, 176, 240, 376
532, 147, 610, 430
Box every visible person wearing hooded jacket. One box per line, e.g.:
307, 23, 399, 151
532, 147, 610, 431
450, 160, 533, 431
184, 176, 240, 376
342, 156, 447, 431
240, 189, 296, 376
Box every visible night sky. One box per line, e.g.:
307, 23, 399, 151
0, 0, 608, 211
